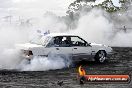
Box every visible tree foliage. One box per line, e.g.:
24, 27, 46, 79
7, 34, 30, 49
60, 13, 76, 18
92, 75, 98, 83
67, 0, 130, 14
95, 0, 120, 13
65, 0, 131, 29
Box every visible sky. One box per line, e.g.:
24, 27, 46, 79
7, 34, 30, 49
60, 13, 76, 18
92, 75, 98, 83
0, 0, 75, 17
0, 0, 120, 17
111, 0, 121, 7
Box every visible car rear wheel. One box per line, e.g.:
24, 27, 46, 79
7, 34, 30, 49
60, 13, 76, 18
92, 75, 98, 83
95, 50, 106, 63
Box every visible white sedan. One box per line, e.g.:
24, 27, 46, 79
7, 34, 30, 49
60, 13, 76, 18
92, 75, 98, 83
17, 33, 113, 63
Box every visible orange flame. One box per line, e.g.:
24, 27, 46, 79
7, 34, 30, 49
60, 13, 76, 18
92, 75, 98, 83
78, 65, 86, 76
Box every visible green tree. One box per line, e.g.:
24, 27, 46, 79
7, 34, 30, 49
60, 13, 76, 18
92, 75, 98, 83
95, 0, 120, 13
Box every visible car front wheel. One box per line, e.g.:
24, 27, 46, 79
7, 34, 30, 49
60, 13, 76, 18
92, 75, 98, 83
95, 50, 106, 63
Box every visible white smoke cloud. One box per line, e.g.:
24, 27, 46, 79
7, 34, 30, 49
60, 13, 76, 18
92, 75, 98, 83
0, 1, 70, 70
111, 31, 132, 47
0, 49, 21, 69
0, 0, 132, 71
0, 12, 70, 70
0, 22, 30, 70
70, 9, 114, 45
20, 54, 71, 71
69, 8, 132, 47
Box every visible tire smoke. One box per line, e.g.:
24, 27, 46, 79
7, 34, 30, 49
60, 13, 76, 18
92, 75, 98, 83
69, 8, 132, 47
0, 0, 132, 71
20, 54, 71, 71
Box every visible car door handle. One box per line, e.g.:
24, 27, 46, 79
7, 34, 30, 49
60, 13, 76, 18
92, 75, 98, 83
74, 48, 77, 49
56, 48, 59, 50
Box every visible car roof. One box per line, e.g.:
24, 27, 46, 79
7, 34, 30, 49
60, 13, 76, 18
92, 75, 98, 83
46, 33, 77, 37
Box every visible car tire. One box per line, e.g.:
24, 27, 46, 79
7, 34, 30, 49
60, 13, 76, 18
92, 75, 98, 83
95, 50, 106, 63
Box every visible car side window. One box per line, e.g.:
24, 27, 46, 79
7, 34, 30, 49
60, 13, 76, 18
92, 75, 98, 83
71, 36, 88, 47
47, 36, 89, 47
53, 36, 72, 47
47, 36, 68, 47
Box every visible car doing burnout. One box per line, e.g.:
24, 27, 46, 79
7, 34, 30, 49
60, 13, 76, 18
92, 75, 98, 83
17, 33, 113, 63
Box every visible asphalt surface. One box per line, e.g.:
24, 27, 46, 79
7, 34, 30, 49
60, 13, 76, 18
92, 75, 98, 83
0, 47, 132, 88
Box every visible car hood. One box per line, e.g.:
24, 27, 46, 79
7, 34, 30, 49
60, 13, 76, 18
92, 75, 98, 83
90, 43, 107, 47
90, 43, 113, 53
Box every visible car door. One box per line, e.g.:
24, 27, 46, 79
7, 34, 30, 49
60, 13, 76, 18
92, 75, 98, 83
44, 36, 73, 58
71, 36, 92, 61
